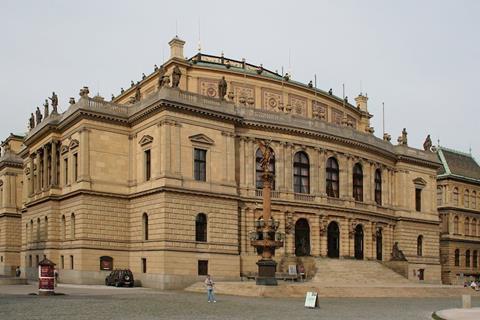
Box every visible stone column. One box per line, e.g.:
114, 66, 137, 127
28, 154, 34, 196
311, 215, 321, 256
222, 131, 229, 182
51, 140, 58, 187
36, 149, 42, 191
339, 154, 348, 199
310, 148, 319, 195
285, 211, 295, 256
226, 133, 235, 184
318, 148, 326, 196
245, 138, 254, 188
320, 216, 327, 257
340, 217, 349, 258
43, 145, 49, 190
172, 122, 182, 176
79, 128, 91, 182
364, 221, 373, 259
238, 137, 246, 188
284, 143, 293, 192
278, 142, 286, 191
239, 206, 248, 254
347, 156, 353, 199
160, 120, 172, 176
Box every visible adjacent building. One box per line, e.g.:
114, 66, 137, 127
437, 147, 480, 284
0, 37, 443, 288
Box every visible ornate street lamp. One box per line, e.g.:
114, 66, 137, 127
250, 140, 284, 285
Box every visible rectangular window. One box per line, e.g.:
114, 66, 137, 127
35, 255, 39, 266
198, 260, 208, 276
142, 258, 147, 273
415, 188, 422, 212
144, 150, 151, 181
61, 255, 64, 269
64, 158, 68, 185
29, 255, 32, 267
70, 255, 74, 270
0, 256, 3, 262
194, 149, 206, 181
73, 153, 78, 181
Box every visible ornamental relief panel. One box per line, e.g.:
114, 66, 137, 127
262, 88, 282, 111
347, 115, 357, 129
232, 82, 255, 107
312, 101, 327, 120
198, 78, 219, 98
289, 94, 307, 116
331, 108, 343, 126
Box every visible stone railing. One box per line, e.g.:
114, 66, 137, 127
255, 189, 280, 198
294, 193, 315, 202
85, 98, 129, 116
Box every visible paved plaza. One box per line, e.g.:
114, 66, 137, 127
0, 284, 479, 320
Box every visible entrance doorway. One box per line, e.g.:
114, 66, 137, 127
376, 228, 383, 261
327, 221, 340, 258
354, 224, 364, 260
295, 219, 310, 256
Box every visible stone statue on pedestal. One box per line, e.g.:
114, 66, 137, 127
423, 134, 432, 151
43, 99, 49, 118
258, 140, 273, 172
29, 113, 35, 129
49, 92, 58, 114
36, 107, 42, 125
171, 65, 181, 88
218, 76, 227, 100
391, 242, 407, 261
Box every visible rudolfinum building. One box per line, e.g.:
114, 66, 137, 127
0, 37, 443, 288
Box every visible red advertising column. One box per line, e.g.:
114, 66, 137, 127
38, 258, 56, 296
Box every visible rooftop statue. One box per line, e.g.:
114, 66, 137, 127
328, 88, 333, 95
157, 65, 167, 88
36, 107, 42, 125
29, 113, 35, 130
69, 97, 76, 105
43, 99, 49, 118
131, 80, 135, 87
171, 65, 182, 88
49, 91, 58, 114
423, 134, 432, 151
135, 86, 141, 102
120, 87, 125, 94
397, 128, 408, 146
142, 73, 146, 80
79, 86, 90, 97
154, 64, 158, 71
308, 81, 313, 88
218, 76, 227, 100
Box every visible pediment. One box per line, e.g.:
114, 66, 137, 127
138, 135, 154, 146
413, 177, 427, 186
189, 134, 214, 145
69, 139, 79, 150
60, 145, 69, 155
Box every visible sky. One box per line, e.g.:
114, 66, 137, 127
1, 0, 479, 160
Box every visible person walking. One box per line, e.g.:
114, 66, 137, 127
15, 266, 21, 277
204, 274, 216, 303
54, 268, 59, 287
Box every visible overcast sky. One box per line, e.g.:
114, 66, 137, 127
1, 0, 479, 160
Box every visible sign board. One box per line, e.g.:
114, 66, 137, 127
288, 265, 297, 275
304, 291, 319, 308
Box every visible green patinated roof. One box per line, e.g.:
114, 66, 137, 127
437, 147, 480, 182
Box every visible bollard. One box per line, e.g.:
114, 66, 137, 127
462, 294, 471, 309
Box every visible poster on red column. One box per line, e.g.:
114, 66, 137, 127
40, 265, 54, 277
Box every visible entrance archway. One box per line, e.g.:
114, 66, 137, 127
376, 228, 383, 261
295, 219, 310, 256
354, 224, 364, 260
327, 221, 340, 258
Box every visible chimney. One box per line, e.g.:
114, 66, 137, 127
169, 36, 186, 60
355, 94, 368, 113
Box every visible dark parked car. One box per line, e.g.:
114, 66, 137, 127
105, 269, 134, 287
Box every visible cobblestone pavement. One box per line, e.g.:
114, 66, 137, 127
0, 284, 479, 320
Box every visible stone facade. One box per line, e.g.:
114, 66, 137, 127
437, 147, 480, 284
0, 37, 443, 287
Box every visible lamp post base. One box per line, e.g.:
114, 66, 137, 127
256, 259, 278, 286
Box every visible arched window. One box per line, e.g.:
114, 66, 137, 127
353, 163, 363, 202
454, 216, 459, 234
472, 191, 477, 209
293, 152, 310, 194
70, 213, 75, 240
30, 220, 34, 243
417, 235, 423, 256
472, 218, 477, 237
142, 213, 149, 241
473, 250, 478, 268
44, 217, 48, 240
25, 224, 29, 243
255, 148, 275, 189
465, 217, 470, 236
326, 157, 339, 198
454, 249, 460, 266
436, 186, 442, 206
61, 215, 66, 241
195, 213, 207, 242
466, 250, 471, 267
453, 188, 459, 206
375, 169, 382, 206
36, 218, 41, 241
464, 189, 470, 208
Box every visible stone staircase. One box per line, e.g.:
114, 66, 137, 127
311, 257, 413, 287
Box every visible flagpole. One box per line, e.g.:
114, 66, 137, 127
382, 102, 385, 135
